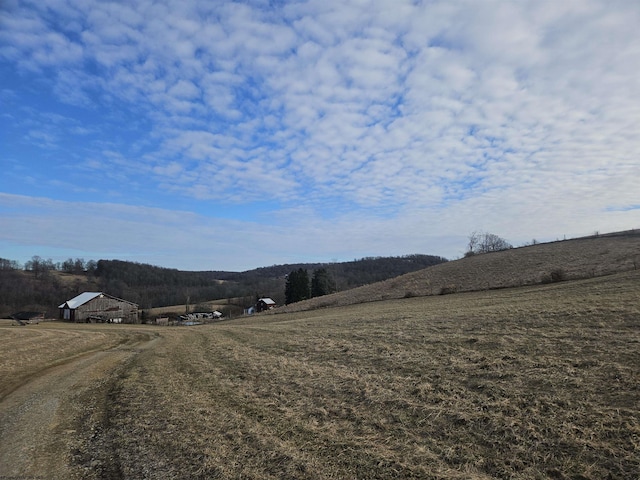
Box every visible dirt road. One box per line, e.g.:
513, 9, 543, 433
0, 331, 160, 479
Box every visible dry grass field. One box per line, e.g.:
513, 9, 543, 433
6, 270, 627, 479
0, 322, 153, 399
275, 230, 640, 314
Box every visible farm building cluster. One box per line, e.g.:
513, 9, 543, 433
29, 292, 280, 326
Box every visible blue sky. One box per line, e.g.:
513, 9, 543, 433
1, 0, 639, 271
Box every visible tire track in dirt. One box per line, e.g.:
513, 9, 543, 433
0, 332, 161, 479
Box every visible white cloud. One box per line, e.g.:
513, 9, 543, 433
1, 0, 639, 269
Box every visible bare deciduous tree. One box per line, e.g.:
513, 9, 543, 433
466, 231, 512, 256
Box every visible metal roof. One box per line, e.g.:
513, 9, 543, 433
258, 297, 276, 304
58, 292, 103, 309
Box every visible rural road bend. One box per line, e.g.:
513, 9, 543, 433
0, 334, 159, 479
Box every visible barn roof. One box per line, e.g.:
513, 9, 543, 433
59, 292, 103, 309
258, 297, 276, 305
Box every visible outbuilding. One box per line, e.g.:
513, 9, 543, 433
256, 297, 277, 312
58, 292, 139, 323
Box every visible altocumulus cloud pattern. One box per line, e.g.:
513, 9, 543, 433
1, 0, 639, 270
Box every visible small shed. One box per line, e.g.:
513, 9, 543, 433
59, 292, 139, 323
256, 297, 276, 312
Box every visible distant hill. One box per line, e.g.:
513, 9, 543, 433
217, 254, 448, 286
5, 230, 638, 318
273, 230, 640, 314
0, 254, 447, 317
92, 254, 448, 309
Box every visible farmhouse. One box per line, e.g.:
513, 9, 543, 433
256, 297, 276, 312
58, 292, 139, 323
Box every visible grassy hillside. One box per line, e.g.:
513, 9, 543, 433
49, 269, 640, 478
275, 230, 640, 313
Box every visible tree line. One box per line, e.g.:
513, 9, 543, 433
284, 268, 337, 304
4, 256, 98, 276
0, 254, 448, 317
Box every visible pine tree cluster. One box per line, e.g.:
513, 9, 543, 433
285, 268, 337, 304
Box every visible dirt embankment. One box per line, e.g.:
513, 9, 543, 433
0, 327, 160, 479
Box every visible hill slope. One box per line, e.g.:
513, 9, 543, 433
274, 230, 640, 313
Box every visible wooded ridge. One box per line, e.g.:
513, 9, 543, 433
0, 254, 447, 317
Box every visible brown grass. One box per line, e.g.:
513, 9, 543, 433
83, 270, 640, 479
274, 230, 640, 314
0, 323, 154, 400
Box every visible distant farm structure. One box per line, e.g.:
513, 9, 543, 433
256, 297, 276, 312
244, 297, 278, 315
179, 311, 223, 322
59, 292, 139, 323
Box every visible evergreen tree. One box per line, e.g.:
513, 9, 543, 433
311, 268, 336, 298
285, 268, 310, 304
